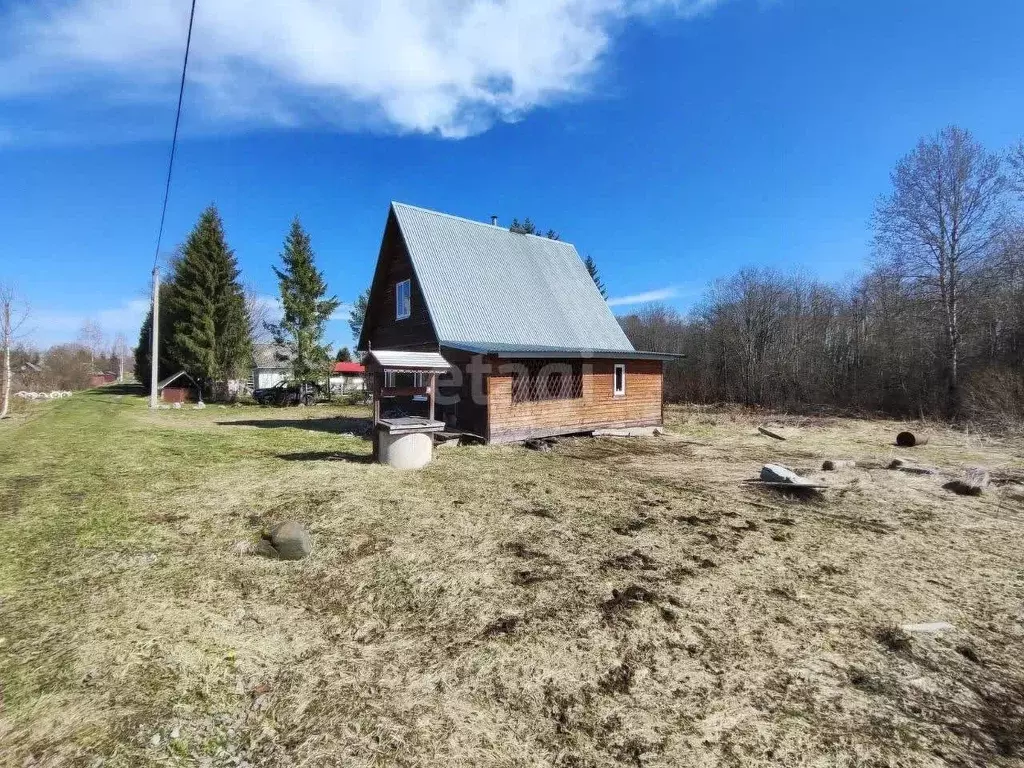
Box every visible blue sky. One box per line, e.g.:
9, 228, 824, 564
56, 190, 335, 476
2, 0, 1023, 349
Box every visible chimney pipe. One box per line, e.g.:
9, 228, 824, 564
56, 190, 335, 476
490, 214, 498, 226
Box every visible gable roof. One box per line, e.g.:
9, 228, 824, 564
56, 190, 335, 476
252, 344, 290, 369
156, 370, 197, 389
368, 202, 635, 354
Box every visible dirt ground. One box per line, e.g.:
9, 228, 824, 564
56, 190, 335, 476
2, 393, 1023, 767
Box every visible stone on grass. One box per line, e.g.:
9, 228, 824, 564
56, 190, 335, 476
268, 521, 312, 560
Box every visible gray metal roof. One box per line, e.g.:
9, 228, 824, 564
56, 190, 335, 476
156, 370, 196, 389
368, 350, 452, 370
252, 344, 290, 369
443, 342, 683, 360
391, 203, 635, 354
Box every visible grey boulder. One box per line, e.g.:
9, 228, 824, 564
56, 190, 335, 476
268, 521, 312, 560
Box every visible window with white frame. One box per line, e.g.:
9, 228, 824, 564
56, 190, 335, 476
395, 279, 411, 320
613, 363, 626, 396
384, 371, 427, 389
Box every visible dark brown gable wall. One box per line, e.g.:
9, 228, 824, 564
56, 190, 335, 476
362, 211, 438, 352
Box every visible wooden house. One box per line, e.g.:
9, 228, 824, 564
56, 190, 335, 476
357, 203, 677, 444
251, 344, 291, 390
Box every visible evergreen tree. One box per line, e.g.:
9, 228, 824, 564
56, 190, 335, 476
335, 347, 352, 363
583, 254, 608, 299
167, 206, 251, 395
265, 217, 340, 382
509, 217, 559, 240
349, 290, 368, 344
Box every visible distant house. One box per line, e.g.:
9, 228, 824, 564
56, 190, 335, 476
15, 360, 43, 391
157, 371, 200, 403
88, 372, 118, 387
329, 361, 366, 393
358, 202, 678, 443
251, 344, 290, 390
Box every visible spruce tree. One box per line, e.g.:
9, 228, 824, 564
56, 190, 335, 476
348, 290, 368, 344
266, 218, 340, 382
167, 206, 251, 395
583, 254, 608, 299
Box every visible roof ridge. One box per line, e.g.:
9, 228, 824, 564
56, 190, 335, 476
391, 201, 577, 247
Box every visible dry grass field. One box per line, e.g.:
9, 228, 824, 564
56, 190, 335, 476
2, 389, 1023, 767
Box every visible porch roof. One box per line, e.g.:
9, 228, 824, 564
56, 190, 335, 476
367, 350, 452, 371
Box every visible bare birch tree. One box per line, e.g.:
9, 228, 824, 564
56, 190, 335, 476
78, 319, 105, 366
873, 126, 1006, 409
245, 285, 275, 346
112, 333, 128, 381
1, 283, 31, 419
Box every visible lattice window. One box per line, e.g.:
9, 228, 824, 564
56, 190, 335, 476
511, 362, 583, 403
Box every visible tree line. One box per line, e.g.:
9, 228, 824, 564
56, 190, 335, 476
620, 127, 1024, 428
134, 206, 339, 398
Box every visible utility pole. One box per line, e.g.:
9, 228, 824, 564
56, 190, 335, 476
149, 266, 160, 408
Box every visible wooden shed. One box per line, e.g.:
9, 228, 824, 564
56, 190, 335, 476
357, 203, 680, 443
157, 370, 201, 404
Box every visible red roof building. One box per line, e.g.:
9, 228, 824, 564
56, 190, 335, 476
332, 362, 365, 375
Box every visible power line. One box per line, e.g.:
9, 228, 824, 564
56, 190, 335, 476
149, 0, 197, 409
152, 0, 198, 269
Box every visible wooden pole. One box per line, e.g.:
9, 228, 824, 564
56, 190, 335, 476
149, 266, 160, 408
372, 368, 381, 425
428, 371, 436, 421
371, 367, 381, 462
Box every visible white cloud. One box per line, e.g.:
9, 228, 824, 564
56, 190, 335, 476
607, 286, 679, 306
0, 0, 727, 138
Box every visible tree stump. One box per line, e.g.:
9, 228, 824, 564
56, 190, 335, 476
945, 468, 990, 496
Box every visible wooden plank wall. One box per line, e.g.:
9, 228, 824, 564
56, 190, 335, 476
487, 358, 663, 443
363, 215, 438, 351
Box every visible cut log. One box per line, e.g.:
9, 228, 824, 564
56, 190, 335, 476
758, 426, 786, 441
945, 467, 990, 496
896, 431, 929, 447
822, 459, 856, 471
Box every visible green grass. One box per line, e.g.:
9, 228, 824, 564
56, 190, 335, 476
0, 389, 373, 763
2, 391, 1023, 767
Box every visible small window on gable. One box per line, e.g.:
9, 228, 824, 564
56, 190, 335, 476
396, 279, 411, 320
613, 363, 626, 396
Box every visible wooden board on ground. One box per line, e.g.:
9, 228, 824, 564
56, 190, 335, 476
822, 459, 856, 470
888, 458, 939, 475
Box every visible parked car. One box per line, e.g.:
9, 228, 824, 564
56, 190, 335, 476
253, 381, 322, 406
